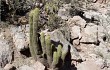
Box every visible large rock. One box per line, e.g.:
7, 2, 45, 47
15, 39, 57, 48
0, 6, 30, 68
18, 65, 35, 70
18, 61, 45, 70
4, 64, 16, 70
67, 16, 87, 28
94, 42, 110, 59
0, 39, 12, 68
10, 25, 29, 51
71, 26, 81, 39
77, 59, 101, 70
33, 61, 45, 70
80, 24, 105, 43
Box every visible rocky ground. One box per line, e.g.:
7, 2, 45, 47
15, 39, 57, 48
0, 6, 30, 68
0, 0, 110, 70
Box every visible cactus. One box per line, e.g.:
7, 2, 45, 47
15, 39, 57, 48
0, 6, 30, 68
29, 9, 36, 59
33, 8, 41, 56
40, 32, 46, 56
45, 35, 52, 66
61, 48, 68, 65
29, 8, 41, 60
29, 7, 70, 69
57, 45, 62, 59
52, 51, 59, 67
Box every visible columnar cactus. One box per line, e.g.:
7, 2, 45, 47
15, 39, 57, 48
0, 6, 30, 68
40, 32, 46, 56
57, 45, 62, 59
29, 8, 41, 60
52, 51, 59, 69
32, 8, 41, 55
52, 45, 62, 69
61, 48, 68, 65
45, 35, 52, 66
29, 9, 36, 59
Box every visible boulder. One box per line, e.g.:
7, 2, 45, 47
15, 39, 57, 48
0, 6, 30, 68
33, 61, 45, 70
4, 64, 16, 70
10, 25, 29, 51
18, 65, 35, 70
67, 16, 87, 28
71, 26, 81, 39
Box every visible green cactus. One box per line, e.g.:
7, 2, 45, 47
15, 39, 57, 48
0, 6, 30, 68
45, 35, 52, 66
40, 32, 46, 56
57, 45, 62, 59
61, 49, 68, 65
29, 8, 41, 60
29, 9, 36, 59
52, 51, 59, 67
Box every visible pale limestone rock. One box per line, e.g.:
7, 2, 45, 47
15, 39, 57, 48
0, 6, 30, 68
4, 64, 15, 70
33, 61, 45, 70
71, 26, 81, 39
67, 16, 87, 28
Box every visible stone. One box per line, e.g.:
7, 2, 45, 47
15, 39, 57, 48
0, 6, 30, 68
10, 25, 29, 51
0, 39, 12, 68
58, 4, 71, 20
73, 39, 80, 46
94, 42, 110, 59
67, 16, 87, 28
33, 61, 45, 70
71, 26, 81, 39
13, 32, 27, 51
80, 25, 105, 43
77, 59, 101, 70
4, 64, 15, 70
18, 65, 35, 70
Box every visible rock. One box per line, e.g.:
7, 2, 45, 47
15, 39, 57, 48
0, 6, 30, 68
4, 64, 16, 70
48, 30, 81, 61
33, 61, 45, 70
73, 39, 80, 46
80, 25, 98, 43
0, 68, 4, 70
71, 26, 81, 39
10, 25, 29, 51
18, 65, 35, 70
67, 16, 87, 28
58, 4, 71, 20
94, 42, 110, 59
77, 59, 101, 70
18, 61, 45, 70
13, 32, 27, 51
80, 24, 105, 43
0, 39, 12, 68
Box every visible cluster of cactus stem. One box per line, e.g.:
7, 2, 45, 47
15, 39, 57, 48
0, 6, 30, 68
29, 8, 69, 69
40, 32, 69, 70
